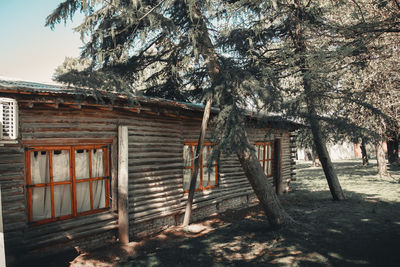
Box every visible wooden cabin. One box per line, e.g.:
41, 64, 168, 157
0, 78, 296, 264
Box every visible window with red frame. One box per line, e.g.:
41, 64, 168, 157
25, 144, 110, 224
183, 143, 218, 191
255, 142, 273, 177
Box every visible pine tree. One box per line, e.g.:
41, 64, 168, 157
46, 0, 293, 227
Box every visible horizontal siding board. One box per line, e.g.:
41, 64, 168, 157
0, 99, 296, 258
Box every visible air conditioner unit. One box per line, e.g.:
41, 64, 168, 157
0, 98, 18, 140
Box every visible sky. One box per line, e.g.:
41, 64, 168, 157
0, 0, 84, 83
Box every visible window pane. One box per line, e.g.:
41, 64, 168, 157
268, 161, 272, 176
196, 171, 200, 189
54, 185, 72, 217
32, 187, 51, 221
183, 145, 192, 167
268, 144, 272, 159
260, 145, 264, 160
53, 150, 70, 182
76, 182, 91, 213
203, 167, 210, 187
30, 151, 50, 184
92, 149, 105, 177
75, 150, 90, 179
202, 146, 208, 165
93, 180, 106, 209
210, 166, 217, 186
183, 169, 191, 190
264, 161, 268, 176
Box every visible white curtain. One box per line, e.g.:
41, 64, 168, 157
75, 150, 91, 212
53, 150, 70, 182
31, 151, 51, 221
75, 149, 106, 212
92, 149, 105, 209
53, 150, 72, 217
75, 150, 89, 179
183, 169, 191, 190
30, 148, 107, 220
31, 150, 73, 221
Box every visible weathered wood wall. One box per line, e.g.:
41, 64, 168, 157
127, 114, 185, 235
0, 93, 296, 263
128, 117, 295, 238
1, 104, 120, 263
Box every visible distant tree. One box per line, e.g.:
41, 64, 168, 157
335, 0, 400, 176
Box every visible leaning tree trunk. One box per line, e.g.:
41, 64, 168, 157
360, 138, 369, 166
308, 111, 345, 200
182, 97, 213, 227
292, 0, 345, 201
185, 2, 292, 228
236, 138, 292, 227
376, 141, 390, 177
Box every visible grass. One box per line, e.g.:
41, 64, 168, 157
69, 159, 400, 266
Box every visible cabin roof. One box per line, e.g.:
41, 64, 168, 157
0, 78, 298, 128
0, 78, 211, 113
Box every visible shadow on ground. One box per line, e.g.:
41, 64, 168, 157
116, 160, 400, 266
27, 160, 400, 266
114, 188, 400, 266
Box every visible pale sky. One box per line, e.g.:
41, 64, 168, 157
0, 1, 84, 83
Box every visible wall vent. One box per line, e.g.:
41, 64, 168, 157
0, 98, 18, 140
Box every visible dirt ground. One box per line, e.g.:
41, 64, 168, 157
31, 159, 400, 266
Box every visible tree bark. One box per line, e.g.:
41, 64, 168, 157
236, 136, 292, 227
308, 112, 345, 200
387, 132, 399, 164
376, 141, 390, 177
360, 137, 369, 166
182, 98, 212, 227
184, 2, 292, 228
292, 0, 345, 201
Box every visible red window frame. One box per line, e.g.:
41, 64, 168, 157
183, 142, 218, 192
255, 142, 273, 177
25, 144, 110, 224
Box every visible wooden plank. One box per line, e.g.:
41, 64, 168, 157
111, 138, 118, 211
118, 126, 129, 244
0, 187, 6, 267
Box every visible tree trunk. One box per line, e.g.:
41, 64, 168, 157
236, 137, 292, 227
376, 141, 390, 177
185, 2, 291, 228
292, 1, 345, 201
387, 132, 399, 164
301, 55, 345, 201
360, 138, 369, 166
182, 97, 213, 227
309, 114, 345, 200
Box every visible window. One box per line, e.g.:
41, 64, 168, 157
255, 142, 273, 177
25, 144, 110, 224
183, 143, 218, 191
0, 97, 18, 140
